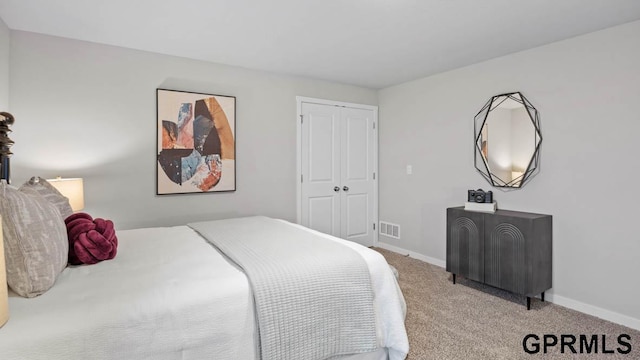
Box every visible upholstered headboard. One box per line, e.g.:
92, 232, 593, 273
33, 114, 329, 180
0, 112, 14, 183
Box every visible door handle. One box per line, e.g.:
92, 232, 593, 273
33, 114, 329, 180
343, 186, 349, 192
334, 186, 340, 192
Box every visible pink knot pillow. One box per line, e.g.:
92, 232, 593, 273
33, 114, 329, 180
65, 213, 118, 265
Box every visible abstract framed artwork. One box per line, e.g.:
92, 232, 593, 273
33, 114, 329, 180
156, 88, 236, 194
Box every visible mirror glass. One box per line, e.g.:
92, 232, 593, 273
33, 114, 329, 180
474, 92, 541, 188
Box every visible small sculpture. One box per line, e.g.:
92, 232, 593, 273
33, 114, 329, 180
0, 112, 15, 182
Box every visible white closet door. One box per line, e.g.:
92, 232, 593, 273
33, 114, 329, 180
300, 101, 376, 247
340, 107, 375, 247
301, 102, 341, 237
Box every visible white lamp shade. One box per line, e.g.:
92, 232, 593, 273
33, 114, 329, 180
1, 215, 9, 327
48, 178, 85, 212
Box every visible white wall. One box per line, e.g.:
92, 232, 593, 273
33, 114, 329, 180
8, 31, 377, 229
378, 20, 640, 328
0, 18, 9, 110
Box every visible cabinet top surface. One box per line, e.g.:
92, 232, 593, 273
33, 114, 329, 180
448, 206, 551, 219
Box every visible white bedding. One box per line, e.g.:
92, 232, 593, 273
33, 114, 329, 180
0, 219, 408, 360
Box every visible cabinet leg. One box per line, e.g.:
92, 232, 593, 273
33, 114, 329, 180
541, 292, 545, 302
527, 297, 531, 310
452, 274, 456, 284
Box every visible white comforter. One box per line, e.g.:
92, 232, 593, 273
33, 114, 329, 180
0, 219, 408, 360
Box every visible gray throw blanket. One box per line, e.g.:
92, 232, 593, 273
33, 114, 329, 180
189, 217, 378, 360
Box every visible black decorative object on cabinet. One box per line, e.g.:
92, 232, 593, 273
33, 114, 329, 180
0, 111, 15, 183
446, 207, 552, 310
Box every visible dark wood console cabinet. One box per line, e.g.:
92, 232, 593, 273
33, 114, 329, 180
446, 207, 552, 309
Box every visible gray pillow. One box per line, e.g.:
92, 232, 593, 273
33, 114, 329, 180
21, 177, 74, 219
0, 181, 68, 297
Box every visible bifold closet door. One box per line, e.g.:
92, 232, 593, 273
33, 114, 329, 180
300, 102, 375, 247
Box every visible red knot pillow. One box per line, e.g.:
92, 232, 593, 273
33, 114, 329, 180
65, 213, 118, 265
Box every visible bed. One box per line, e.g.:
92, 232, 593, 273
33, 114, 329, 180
0, 215, 409, 359
0, 114, 408, 359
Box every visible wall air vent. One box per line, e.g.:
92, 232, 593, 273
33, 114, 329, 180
379, 221, 400, 239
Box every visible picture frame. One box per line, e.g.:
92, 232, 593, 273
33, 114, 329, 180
156, 88, 236, 195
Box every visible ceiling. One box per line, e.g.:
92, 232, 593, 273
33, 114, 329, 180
1, 0, 640, 89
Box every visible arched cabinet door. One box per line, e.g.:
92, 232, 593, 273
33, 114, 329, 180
446, 208, 485, 283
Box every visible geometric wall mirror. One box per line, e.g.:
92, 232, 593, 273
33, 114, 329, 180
474, 92, 541, 188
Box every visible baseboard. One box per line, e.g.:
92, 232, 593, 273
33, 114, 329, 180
376, 242, 446, 268
546, 294, 640, 331
376, 242, 640, 331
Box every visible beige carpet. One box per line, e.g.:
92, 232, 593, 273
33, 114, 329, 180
373, 248, 639, 359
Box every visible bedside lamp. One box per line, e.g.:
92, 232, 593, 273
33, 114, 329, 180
48, 177, 84, 212
1, 215, 9, 327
